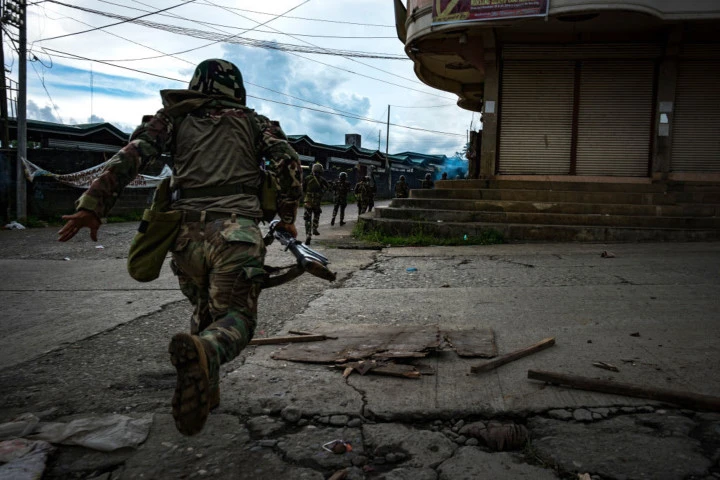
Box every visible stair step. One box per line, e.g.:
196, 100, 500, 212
389, 199, 720, 216
375, 207, 720, 229
360, 217, 720, 243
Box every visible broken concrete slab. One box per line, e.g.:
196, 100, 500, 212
528, 414, 711, 479
437, 447, 558, 480
363, 423, 457, 468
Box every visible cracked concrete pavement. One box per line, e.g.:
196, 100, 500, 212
1, 202, 720, 479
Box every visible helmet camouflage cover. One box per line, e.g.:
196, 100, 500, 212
188, 59, 246, 105
312, 163, 324, 174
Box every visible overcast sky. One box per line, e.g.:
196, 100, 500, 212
4, 0, 480, 156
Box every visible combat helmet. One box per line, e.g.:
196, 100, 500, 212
425, 173, 431, 180
339, 172, 347, 179
312, 163, 324, 174
189, 59, 246, 105
399, 175, 405, 181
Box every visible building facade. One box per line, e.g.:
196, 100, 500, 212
394, 0, 720, 183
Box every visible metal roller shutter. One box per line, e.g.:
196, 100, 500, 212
498, 61, 574, 174
671, 59, 720, 172
576, 61, 655, 176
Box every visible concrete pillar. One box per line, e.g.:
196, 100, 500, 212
652, 28, 682, 181
479, 30, 498, 179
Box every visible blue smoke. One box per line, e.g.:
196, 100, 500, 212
436, 155, 468, 180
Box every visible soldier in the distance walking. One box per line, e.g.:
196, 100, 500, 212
395, 175, 409, 198
354, 176, 370, 217
331, 171, 350, 226
302, 163, 330, 244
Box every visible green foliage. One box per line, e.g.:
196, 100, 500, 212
106, 210, 144, 223
352, 223, 504, 247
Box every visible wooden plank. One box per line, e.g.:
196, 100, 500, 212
249, 334, 326, 345
527, 369, 720, 412
445, 328, 498, 358
288, 330, 339, 339
470, 337, 555, 374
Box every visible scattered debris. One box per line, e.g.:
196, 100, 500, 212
445, 328, 498, 358
578, 474, 592, 480
322, 439, 352, 454
328, 468, 349, 480
63, 257, 71, 261
600, 251, 615, 258
288, 330, 338, 340
630, 332, 641, 337
27, 414, 153, 452
406, 267, 418, 272
95, 245, 104, 249
471, 337, 555, 374
528, 370, 720, 411
592, 361, 620, 372
459, 420, 529, 451
249, 334, 328, 346
3, 221, 26, 230
336, 360, 427, 379
0, 439, 53, 480
440, 284, 450, 288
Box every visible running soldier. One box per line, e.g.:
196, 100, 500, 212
57, 59, 302, 436
331, 171, 350, 226
302, 163, 330, 244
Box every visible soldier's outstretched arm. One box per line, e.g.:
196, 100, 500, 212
58, 111, 172, 242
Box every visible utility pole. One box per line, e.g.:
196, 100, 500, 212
385, 105, 391, 193
14, 0, 25, 221
0, 7, 9, 150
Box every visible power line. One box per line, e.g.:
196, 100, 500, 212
38, 48, 464, 137
29, 60, 63, 124
42, 0, 406, 60
92, 0, 396, 39
35, 0, 199, 43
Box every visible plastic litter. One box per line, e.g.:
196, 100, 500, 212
0, 413, 39, 441
95, 245, 104, 249
406, 267, 418, 272
63, 257, 71, 261
463, 234, 468, 241
4, 221, 26, 230
322, 439, 352, 454
0, 439, 53, 480
27, 414, 153, 452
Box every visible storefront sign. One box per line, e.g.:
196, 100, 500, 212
432, 0, 549, 25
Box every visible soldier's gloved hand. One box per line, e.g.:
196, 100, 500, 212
58, 209, 101, 242
275, 221, 297, 239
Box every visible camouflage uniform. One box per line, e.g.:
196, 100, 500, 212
354, 178, 369, 215
395, 176, 409, 198
74, 59, 302, 436
302, 164, 330, 243
330, 173, 350, 226
366, 179, 377, 212
421, 174, 435, 189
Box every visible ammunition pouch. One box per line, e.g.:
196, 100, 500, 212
259, 170, 280, 222
127, 178, 182, 282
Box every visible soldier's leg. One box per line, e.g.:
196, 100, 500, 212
303, 205, 313, 243
339, 203, 346, 225
169, 218, 265, 436
312, 206, 321, 236
170, 223, 211, 333
331, 202, 339, 226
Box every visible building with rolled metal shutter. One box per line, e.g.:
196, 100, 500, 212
373, 1, 720, 242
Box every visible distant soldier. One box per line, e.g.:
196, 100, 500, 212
366, 176, 377, 212
441, 172, 448, 180
302, 163, 330, 244
331, 171, 351, 226
421, 173, 435, 189
354, 176, 370, 216
395, 175, 409, 198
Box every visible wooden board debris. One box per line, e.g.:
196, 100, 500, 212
444, 328, 498, 358
271, 326, 442, 364
528, 369, 720, 412
471, 337, 555, 374
249, 334, 327, 346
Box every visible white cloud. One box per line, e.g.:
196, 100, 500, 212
12, 0, 471, 154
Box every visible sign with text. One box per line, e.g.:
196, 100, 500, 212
432, 0, 549, 25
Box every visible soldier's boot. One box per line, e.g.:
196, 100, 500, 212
340, 221, 346, 226
305, 235, 312, 245
330, 216, 335, 226
313, 228, 320, 236
168, 333, 218, 436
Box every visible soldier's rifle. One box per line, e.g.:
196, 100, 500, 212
262, 220, 336, 287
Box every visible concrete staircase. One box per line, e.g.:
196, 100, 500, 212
359, 179, 720, 242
